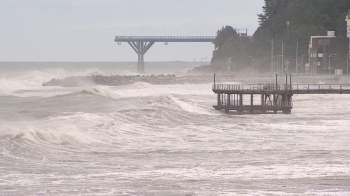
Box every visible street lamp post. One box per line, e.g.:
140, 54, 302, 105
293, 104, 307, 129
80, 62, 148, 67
267, 39, 285, 74
347, 53, 349, 75
328, 55, 331, 75
267, 38, 274, 74
287, 21, 289, 38
273, 55, 276, 72
301, 54, 307, 74
281, 41, 284, 75
248, 56, 254, 76
296, 39, 298, 74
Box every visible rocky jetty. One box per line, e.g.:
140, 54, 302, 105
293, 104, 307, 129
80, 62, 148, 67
42, 74, 216, 87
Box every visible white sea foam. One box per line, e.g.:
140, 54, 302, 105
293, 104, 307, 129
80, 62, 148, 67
0, 123, 89, 145
149, 94, 215, 115
1, 63, 350, 195
127, 82, 153, 89
1, 67, 129, 97
2, 69, 67, 89
111, 83, 214, 100
169, 95, 216, 115
1, 67, 110, 90
0, 78, 13, 96
78, 85, 120, 99
79, 67, 104, 76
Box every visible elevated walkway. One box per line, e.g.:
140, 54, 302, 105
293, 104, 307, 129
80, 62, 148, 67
114, 36, 216, 42
114, 36, 216, 73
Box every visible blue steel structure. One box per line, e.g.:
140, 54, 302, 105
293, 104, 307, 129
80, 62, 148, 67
114, 36, 216, 73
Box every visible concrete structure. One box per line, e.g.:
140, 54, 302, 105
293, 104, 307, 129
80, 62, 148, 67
308, 31, 349, 75
114, 36, 215, 73
307, 11, 350, 75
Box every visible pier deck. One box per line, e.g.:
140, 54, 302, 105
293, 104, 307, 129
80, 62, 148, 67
212, 83, 350, 114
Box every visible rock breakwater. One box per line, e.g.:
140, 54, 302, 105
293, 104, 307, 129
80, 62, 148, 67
42, 75, 216, 87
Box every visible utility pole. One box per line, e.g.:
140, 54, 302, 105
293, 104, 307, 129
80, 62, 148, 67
301, 54, 307, 74
249, 56, 254, 76
301, 55, 304, 74
267, 38, 274, 74
287, 21, 290, 38
273, 55, 276, 72
282, 41, 284, 75
328, 55, 331, 75
296, 39, 298, 74
347, 53, 349, 75
271, 37, 274, 74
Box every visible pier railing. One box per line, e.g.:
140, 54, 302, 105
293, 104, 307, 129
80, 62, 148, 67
213, 84, 350, 91
213, 83, 283, 91
114, 36, 216, 42
292, 84, 350, 90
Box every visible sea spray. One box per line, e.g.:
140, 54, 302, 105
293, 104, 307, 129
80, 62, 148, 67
0, 77, 13, 96
0, 122, 91, 145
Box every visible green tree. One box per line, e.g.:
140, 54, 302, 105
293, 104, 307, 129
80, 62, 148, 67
213, 26, 238, 50
252, 0, 350, 72
210, 0, 350, 73
211, 26, 251, 71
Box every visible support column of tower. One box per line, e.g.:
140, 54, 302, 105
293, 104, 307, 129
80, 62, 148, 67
137, 53, 144, 74
128, 41, 155, 73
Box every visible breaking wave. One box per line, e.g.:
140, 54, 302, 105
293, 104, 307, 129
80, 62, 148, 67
80, 86, 120, 98
0, 123, 90, 145
0, 78, 13, 96
0, 67, 112, 90
148, 95, 215, 115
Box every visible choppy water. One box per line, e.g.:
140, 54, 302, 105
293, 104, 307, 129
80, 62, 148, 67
0, 62, 350, 195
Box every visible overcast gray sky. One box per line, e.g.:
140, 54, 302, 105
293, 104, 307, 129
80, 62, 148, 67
0, 0, 264, 62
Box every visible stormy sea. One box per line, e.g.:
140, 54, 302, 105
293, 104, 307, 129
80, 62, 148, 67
0, 62, 349, 195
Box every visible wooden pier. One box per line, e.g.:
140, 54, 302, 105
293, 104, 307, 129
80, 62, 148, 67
212, 74, 350, 114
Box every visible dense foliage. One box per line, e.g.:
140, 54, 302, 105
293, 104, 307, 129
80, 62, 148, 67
211, 0, 350, 73
211, 26, 250, 71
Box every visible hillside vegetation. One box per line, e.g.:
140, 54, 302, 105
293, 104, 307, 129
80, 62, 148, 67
211, 0, 350, 73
